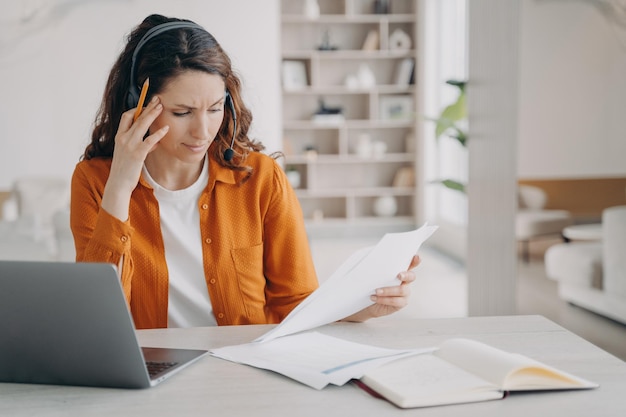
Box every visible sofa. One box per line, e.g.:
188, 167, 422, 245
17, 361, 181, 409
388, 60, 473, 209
0, 177, 74, 262
545, 205, 626, 325
516, 185, 573, 262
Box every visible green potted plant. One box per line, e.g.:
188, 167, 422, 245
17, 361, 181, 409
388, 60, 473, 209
430, 79, 467, 193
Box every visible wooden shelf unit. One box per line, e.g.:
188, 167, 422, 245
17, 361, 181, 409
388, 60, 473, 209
280, 0, 419, 237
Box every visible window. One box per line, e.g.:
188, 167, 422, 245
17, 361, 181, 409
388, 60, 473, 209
421, 0, 468, 226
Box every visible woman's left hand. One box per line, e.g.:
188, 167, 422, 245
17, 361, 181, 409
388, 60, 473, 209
342, 254, 421, 322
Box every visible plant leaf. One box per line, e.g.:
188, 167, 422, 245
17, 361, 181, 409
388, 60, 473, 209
434, 92, 466, 139
435, 117, 455, 138
441, 93, 466, 122
441, 179, 466, 193
449, 127, 467, 147
446, 79, 466, 92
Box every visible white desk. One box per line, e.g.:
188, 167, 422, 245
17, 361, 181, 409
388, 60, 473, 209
2, 316, 625, 416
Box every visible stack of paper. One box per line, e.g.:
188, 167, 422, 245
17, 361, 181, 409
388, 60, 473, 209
210, 224, 439, 389
211, 332, 433, 390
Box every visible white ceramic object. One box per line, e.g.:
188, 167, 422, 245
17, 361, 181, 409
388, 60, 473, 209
286, 170, 301, 188
373, 196, 398, 217
304, 0, 320, 19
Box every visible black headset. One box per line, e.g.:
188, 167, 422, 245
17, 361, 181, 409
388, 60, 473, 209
127, 21, 237, 162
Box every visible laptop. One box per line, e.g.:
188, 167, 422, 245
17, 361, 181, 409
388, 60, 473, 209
0, 260, 208, 389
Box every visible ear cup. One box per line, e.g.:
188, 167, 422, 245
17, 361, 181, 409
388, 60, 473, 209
127, 86, 140, 109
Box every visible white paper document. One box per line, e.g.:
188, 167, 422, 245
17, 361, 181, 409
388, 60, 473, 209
209, 224, 438, 389
210, 332, 434, 389
256, 223, 438, 343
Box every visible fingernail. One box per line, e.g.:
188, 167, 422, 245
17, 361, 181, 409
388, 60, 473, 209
376, 288, 384, 296
370, 295, 378, 302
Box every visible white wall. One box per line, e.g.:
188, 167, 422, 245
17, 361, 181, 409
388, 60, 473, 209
519, 0, 626, 179
0, 0, 281, 190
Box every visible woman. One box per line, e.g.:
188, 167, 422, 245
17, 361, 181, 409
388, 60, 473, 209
71, 14, 419, 329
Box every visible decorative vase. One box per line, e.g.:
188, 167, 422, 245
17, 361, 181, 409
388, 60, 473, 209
304, 0, 320, 20
286, 169, 301, 189
356, 134, 373, 158
389, 28, 412, 51
357, 64, 376, 88
372, 141, 387, 159
373, 0, 390, 14
373, 196, 398, 217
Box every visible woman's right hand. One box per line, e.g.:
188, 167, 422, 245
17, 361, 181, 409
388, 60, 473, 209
101, 96, 169, 221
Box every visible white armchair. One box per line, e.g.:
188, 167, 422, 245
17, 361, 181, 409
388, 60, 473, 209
52, 208, 75, 262
516, 185, 573, 262
0, 220, 52, 261
545, 205, 626, 325
0, 177, 70, 261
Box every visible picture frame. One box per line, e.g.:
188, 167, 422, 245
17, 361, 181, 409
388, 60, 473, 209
379, 95, 414, 120
282, 60, 308, 90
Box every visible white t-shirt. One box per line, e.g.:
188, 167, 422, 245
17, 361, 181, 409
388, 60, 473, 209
142, 158, 216, 327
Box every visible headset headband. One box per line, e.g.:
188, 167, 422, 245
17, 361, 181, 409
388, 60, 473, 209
127, 21, 204, 108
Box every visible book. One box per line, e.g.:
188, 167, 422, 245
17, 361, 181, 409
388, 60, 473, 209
358, 338, 598, 409
393, 57, 414, 86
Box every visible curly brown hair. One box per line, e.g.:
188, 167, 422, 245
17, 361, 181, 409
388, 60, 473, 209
82, 14, 264, 173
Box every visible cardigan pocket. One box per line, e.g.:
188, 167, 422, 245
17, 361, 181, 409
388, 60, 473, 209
230, 243, 267, 321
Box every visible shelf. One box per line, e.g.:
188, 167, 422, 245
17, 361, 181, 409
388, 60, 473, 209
303, 216, 416, 238
296, 187, 415, 198
306, 216, 415, 225
285, 153, 414, 164
281, 14, 416, 24
283, 119, 415, 129
283, 84, 413, 95
282, 49, 415, 60
280, 0, 419, 235
281, 1, 417, 57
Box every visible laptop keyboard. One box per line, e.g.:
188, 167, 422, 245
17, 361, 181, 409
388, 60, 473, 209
146, 361, 178, 378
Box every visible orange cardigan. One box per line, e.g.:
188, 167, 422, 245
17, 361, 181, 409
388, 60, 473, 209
70, 150, 319, 329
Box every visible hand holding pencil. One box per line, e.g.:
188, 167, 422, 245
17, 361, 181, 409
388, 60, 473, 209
101, 77, 168, 222
133, 78, 150, 122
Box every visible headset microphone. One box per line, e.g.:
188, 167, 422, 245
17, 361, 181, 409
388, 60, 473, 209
223, 91, 237, 162
223, 147, 235, 162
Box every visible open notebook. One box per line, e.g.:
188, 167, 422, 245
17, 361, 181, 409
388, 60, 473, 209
0, 260, 207, 388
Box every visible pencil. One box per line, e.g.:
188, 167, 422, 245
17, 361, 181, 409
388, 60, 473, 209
133, 77, 150, 122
